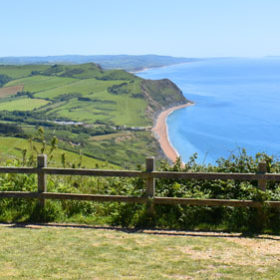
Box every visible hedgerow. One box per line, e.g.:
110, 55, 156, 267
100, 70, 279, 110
1, 140, 280, 233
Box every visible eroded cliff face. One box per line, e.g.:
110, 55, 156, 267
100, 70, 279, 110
141, 78, 188, 120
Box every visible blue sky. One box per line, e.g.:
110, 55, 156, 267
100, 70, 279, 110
1, 0, 280, 57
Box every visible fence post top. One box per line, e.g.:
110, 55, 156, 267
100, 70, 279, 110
37, 154, 47, 168
38, 154, 47, 158
146, 157, 155, 172
258, 161, 267, 173
146, 156, 155, 160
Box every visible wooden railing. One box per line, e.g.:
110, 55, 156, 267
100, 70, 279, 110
1, 154, 280, 209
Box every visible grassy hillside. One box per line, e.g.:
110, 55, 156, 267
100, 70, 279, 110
0, 65, 49, 79
6, 76, 77, 93
0, 136, 116, 168
0, 63, 187, 167
2, 63, 186, 126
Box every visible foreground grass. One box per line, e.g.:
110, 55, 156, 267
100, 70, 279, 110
0, 224, 280, 279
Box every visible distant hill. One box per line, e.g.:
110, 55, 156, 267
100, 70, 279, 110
0, 55, 201, 71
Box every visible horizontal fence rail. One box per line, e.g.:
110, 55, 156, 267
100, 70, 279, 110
0, 155, 279, 209
3, 168, 280, 180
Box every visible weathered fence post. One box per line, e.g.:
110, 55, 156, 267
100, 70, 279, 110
257, 161, 267, 231
146, 157, 155, 197
257, 162, 267, 191
37, 154, 47, 208
145, 157, 155, 218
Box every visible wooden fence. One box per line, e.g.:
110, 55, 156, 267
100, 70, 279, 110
1, 154, 280, 209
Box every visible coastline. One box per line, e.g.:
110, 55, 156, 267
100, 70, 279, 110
130, 65, 171, 74
130, 61, 195, 74
152, 102, 194, 163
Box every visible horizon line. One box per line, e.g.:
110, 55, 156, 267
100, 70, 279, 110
0, 54, 279, 59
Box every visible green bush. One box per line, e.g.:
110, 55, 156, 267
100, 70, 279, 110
108, 150, 280, 233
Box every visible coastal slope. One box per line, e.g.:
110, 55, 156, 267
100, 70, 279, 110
0, 63, 188, 167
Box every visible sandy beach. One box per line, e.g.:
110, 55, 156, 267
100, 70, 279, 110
153, 102, 193, 163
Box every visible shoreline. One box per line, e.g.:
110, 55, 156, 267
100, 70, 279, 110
130, 61, 196, 74
152, 102, 194, 163
130, 65, 172, 74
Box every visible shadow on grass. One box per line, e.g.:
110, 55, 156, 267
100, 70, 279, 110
2, 222, 280, 240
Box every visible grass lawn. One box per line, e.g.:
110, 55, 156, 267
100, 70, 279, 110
0, 224, 280, 279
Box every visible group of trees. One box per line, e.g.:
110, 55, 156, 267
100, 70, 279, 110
0, 74, 11, 87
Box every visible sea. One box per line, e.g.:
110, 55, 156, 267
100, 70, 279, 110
137, 57, 280, 164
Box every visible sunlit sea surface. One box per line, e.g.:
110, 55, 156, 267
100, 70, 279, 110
137, 58, 280, 164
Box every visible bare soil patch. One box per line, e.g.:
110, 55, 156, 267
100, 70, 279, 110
90, 131, 132, 142
0, 85, 24, 98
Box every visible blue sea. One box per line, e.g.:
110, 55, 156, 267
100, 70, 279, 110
137, 58, 280, 164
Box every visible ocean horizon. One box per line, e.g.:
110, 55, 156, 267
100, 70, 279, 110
137, 57, 280, 164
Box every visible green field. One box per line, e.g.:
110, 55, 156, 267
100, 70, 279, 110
0, 98, 49, 111
48, 95, 148, 125
0, 224, 279, 279
0, 65, 49, 79
33, 78, 121, 99
5, 75, 77, 93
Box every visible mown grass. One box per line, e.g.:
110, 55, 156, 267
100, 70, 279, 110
0, 224, 280, 279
